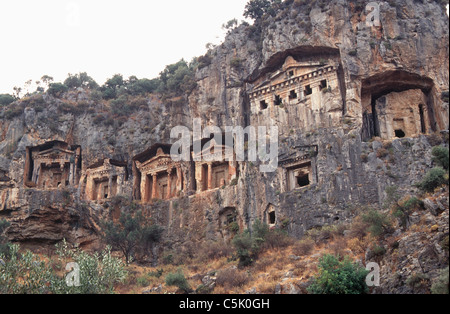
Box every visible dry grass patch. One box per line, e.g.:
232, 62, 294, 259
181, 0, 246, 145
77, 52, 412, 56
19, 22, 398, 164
216, 268, 250, 290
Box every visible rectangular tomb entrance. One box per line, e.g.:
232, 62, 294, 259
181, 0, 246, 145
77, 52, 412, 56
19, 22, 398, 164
133, 144, 184, 202
24, 140, 82, 189
84, 159, 128, 201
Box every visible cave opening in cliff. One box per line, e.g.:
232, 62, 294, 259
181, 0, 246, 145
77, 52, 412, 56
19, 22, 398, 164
319, 79, 328, 91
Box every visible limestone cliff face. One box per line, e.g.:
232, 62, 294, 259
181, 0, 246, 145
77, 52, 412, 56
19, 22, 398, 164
0, 0, 448, 292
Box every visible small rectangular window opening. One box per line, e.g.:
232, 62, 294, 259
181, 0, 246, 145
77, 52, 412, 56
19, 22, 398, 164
289, 90, 298, 99
304, 85, 312, 96
260, 100, 268, 110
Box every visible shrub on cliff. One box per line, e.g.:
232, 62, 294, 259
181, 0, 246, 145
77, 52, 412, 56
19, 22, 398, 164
361, 208, 393, 238
307, 254, 369, 294
64, 72, 99, 90
157, 59, 197, 97
0, 94, 15, 106
432, 146, 449, 170
416, 167, 448, 192
232, 220, 288, 267
243, 0, 281, 20
47, 82, 69, 97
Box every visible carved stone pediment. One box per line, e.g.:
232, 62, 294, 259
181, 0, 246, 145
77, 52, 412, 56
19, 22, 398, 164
138, 155, 178, 174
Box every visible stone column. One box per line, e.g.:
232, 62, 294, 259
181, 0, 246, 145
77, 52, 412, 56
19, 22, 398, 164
207, 162, 213, 190
140, 174, 147, 202
33, 162, 42, 186
151, 173, 158, 199
167, 168, 172, 199
176, 165, 182, 193
108, 176, 113, 199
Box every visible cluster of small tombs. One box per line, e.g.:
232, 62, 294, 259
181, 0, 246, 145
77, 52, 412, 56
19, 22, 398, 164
22, 138, 319, 206
22, 139, 242, 202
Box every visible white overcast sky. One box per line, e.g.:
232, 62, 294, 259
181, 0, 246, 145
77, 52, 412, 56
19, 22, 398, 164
0, 0, 248, 94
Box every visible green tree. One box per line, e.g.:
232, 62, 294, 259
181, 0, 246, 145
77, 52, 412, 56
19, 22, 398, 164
416, 167, 448, 192
243, 0, 281, 20
64, 72, 99, 90
431, 266, 449, 294
102, 211, 163, 264
127, 77, 160, 96
361, 208, 392, 237
307, 254, 369, 294
158, 59, 197, 96
101, 74, 125, 99
232, 219, 269, 267
0, 94, 15, 106
47, 82, 69, 97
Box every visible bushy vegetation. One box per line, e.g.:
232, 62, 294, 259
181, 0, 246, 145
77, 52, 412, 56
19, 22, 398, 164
0, 94, 15, 106
165, 269, 191, 293
0, 219, 11, 257
54, 239, 128, 294
232, 219, 285, 267
244, 0, 282, 20
416, 167, 448, 192
64, 72, 99, 90
307, 254, 369, 294
47, 82, 69, 97
102, 210, 164, 264
431, 146, 449, 170
431, 266, 449, 294
361, 208, 393, 238
0, 240, 127, 294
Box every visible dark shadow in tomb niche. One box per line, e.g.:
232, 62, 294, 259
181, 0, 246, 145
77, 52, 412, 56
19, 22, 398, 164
264, 203, 276, 226
260, 100, 268, 110
297, 172, 310, 187
268, 211, 276, 225
395, 129, 406, 138
419, 104, 427, 134
274, 95, 283, 106
304, 85, 312, 96
361, 70, 437, 141
289, 90, 298, 100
